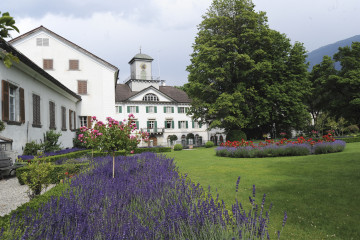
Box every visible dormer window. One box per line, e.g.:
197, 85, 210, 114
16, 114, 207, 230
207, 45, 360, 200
36, 38, 49, 46
143, 93, 159, 101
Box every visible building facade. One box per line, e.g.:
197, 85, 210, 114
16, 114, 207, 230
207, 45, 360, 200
115, 53, 225, 147
0, 38, 81, 160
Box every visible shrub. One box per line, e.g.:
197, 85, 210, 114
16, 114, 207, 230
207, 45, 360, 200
173, 144, 183, 151
43, 130, 62, 152
346, 125, 359, 134
339, 137, 360, 143
205, 141, 214, 148
226, 129, 247, 141
23, 141, 42, 155
20, 157, 55, 199
134, 147, 171, 154
169, 135, 178, 145
313, 140, 346, 154
18, 149, 90, 163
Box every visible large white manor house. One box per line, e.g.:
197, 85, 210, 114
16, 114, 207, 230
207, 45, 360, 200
1, 26, 225, 156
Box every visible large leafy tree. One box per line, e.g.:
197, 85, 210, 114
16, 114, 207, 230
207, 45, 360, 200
330, 42, 360, 124
185, 0, 310, 137
0, 11, 19, 67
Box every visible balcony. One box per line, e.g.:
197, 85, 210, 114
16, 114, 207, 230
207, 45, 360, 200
141, 128, 164, 134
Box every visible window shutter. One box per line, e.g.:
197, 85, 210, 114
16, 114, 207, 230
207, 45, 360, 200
185, 107, 189, 113
172, 121, 174, 129
49, 101, 55, 129
73, 111, 76, 129
155, 121, 157, 132
2, 80, 9, 121
192, 121, 194, 128
164, 106, 166, 113
19, 88, 25, 123
178, 121, 180, 129
127, 106, 130, 113
136, 121, 139, 129
199, 122, 202, 128
78, 81, 87, 95
43, 59, 53, 70
87, 116, 92, 128
178, 107, 180, 113
146, 106, 149, 113
186, 121, 188, 129
172, 107, 174, 113
69, 60, 79, 70
136, 106, 139, 113
154, 107, 157, 113
69, 110, 72, 130
118, 106, 122, 113
32, 94, 41, 126
62, 107, 66, 130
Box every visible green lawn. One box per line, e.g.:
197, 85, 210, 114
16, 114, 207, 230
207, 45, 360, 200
165, 143, 360, 239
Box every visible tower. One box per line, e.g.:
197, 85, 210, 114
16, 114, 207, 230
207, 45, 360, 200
128, 52, 154, 80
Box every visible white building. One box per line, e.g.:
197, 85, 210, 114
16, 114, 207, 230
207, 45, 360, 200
9, 26, 226, 149
9, 26, 119, 126
115, 53, 225, 147
0, 37, 81, 160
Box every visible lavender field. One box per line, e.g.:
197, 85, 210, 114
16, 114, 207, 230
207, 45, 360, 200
1, 153, 284, 239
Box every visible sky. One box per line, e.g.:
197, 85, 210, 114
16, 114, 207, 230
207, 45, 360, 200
3, 0, 360, 86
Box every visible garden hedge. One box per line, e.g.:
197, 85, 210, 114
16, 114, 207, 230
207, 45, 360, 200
16, 163, 89, 185
338, 137, 360, 143
134, 147, 171, 154
18, 150, 91, 163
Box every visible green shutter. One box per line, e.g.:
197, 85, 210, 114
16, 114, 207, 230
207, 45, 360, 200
172, 107, 174, 113
154, 107, 157, 113
186, 121, 188, 129
136, 106, 139, 113
164, 106, 166, 113
178, 107, 180, 113
147, 121, 150, 132
192, 121, 194, 128
199, 122, 202, 128
155, 121, 157, 132
146, 106, 149, 113
136, 121, 139, 129
127, 106, 130, 113
119, 106, 122, 113
178, 121, 180, 129
185, 107, 189, 113
164, 121, 167, 129
172, 121, 174, 129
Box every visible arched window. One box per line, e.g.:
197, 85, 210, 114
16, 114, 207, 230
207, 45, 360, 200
143, 93, 159, 102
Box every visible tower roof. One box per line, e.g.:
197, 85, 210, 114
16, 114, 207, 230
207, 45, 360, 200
128, 53, 153, 64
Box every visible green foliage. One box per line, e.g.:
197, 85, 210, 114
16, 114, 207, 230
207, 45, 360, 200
186, 133, 194, 140
43, 130, 62, 152
0, 120, 5, 132
91, 150, 126, 158
205, 141, 214, 148
173, 144, 183, 151
338, 137, 360, 143
133, 147, 171, 154
20, 156, 55, 199
185, 0, 310, 135
73, 128, 86, 148
17, 162, 89, 185
226, 129, 247, 141
346, 125, 359, 134
19, 150, 90, 163
169, 135, 178, 144
23, 141, 42, 155
0, 11, 20, 68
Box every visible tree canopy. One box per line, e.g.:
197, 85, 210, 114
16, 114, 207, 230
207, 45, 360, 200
185, 0, 310, 137
0, 11, 19, 67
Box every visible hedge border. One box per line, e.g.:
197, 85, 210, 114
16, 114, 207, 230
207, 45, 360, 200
18, 150, 91, 163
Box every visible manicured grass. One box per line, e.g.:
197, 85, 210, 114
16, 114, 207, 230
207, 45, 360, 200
165, 143, 360, 239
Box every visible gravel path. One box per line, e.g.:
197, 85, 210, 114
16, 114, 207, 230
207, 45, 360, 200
0, 177, 54, 217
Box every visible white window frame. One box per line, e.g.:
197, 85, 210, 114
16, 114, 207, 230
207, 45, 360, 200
9, 86, 16, 121
179, 121, 187, 129
79, 116, 87, 127
129, 106, 137, 113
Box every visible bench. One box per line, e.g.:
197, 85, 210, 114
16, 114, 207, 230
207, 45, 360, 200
0, 158, 25, 178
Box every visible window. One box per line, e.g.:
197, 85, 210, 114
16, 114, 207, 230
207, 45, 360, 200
146, 106, 157, 113
178, 107, 189, 113
80, 116, 92, 128
143, 93, 159, 101
43, 59, 53, 70
32, 94, 41, 127
69, 110, 76, 131
127, 106, 139, 113
61, 106, 66, 131
77, 80, 87, 95
36, 38, 49, 46
164, 106, 174, 113
69, 60, 79, 70
2, 80, 25, 123
165, 120, 174, 129
178, 121, 188, 129
49, 101, 56, 130
147, 120, 157, 132
116, 106, 122, 113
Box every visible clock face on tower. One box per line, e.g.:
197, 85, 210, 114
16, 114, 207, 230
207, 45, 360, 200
140, 63, 146, 70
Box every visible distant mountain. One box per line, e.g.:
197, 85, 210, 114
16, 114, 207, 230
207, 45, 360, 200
306, 35, 360, 71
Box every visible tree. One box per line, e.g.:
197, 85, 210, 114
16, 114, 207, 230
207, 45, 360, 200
185, 0, 310, 138
0, 11, 19, 67
330, 42, 360, 124
79, 115, 148, 178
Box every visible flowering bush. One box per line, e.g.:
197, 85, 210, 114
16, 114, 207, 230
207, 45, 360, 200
1, 153, 286, 239
78, 115, 148, 178
217, 134, 345, 158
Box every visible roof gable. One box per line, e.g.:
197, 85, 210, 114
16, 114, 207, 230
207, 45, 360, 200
128, 86, 176, 102
10, 26, 119, 72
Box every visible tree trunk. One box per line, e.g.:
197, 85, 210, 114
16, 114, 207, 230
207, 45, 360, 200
112, 151, 115, 178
